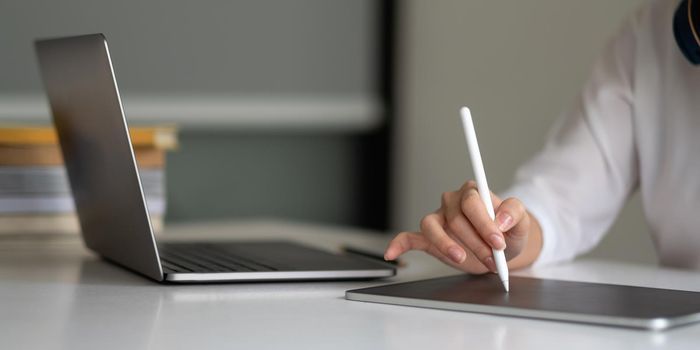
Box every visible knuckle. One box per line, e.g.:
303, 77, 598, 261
475, 246, 492, 260
420, 213, 438, 231
426, 212, 440, 222
459, 181, 475, 192
446, 218, 462, 236
440, 191, 451, 206
391, 233, 408, 249
465, 188, 480, 200
392, 231, 407, 241
419, 216, 431, 231
395, 231, 409, 241
462, 190, 480, 210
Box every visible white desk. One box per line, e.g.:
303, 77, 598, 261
1, 220, 699, 350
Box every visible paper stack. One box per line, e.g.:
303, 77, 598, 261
0, 126, 177, 235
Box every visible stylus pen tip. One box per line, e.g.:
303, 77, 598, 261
503, 280, 509, 292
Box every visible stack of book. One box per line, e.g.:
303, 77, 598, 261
0, 126, 177, 235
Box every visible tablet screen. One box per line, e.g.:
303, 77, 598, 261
346, 274, 700, 330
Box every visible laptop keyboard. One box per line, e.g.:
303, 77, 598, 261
158, 243, 280, 273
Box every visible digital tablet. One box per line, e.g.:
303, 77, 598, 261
345, 274, 700, 330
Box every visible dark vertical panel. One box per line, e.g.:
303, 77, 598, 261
355, 0, 396, 230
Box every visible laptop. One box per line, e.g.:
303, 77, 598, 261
34, 33, 395, 283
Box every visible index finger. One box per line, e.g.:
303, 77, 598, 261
461, 187, 506, 250
384, 231, 430, 261
461, 180, 503, 208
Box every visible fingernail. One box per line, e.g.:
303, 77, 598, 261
484, 256, 497, 272
447, 246, 466, 263
383, 249, 392, 261
489, 234, 505, 249
496, 213, 513, 232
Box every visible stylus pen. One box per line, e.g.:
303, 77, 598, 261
459, 106, 509, 292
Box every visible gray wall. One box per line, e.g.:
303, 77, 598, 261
2, 0, 376, 95
166, 131, 364, 225
392, 0, 657, 265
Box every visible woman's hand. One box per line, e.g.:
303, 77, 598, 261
384, 181, 542, 273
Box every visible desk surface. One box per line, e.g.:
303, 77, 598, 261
1, 220, 699, 350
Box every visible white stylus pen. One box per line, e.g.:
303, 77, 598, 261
459, 106, 509, 292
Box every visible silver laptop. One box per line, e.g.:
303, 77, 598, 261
34, 33, 395, 283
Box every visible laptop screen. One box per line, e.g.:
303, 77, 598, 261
35, 34, 163, 280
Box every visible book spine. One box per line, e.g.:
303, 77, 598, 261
0, 127, 177, 149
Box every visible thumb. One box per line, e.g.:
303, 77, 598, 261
494, 197, 530, 257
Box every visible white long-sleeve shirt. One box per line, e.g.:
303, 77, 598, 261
503, 0, 700, 269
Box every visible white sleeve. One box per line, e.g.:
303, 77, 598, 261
501, 14, 640, 266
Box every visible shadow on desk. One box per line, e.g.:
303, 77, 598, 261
78, 258, 156, 286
